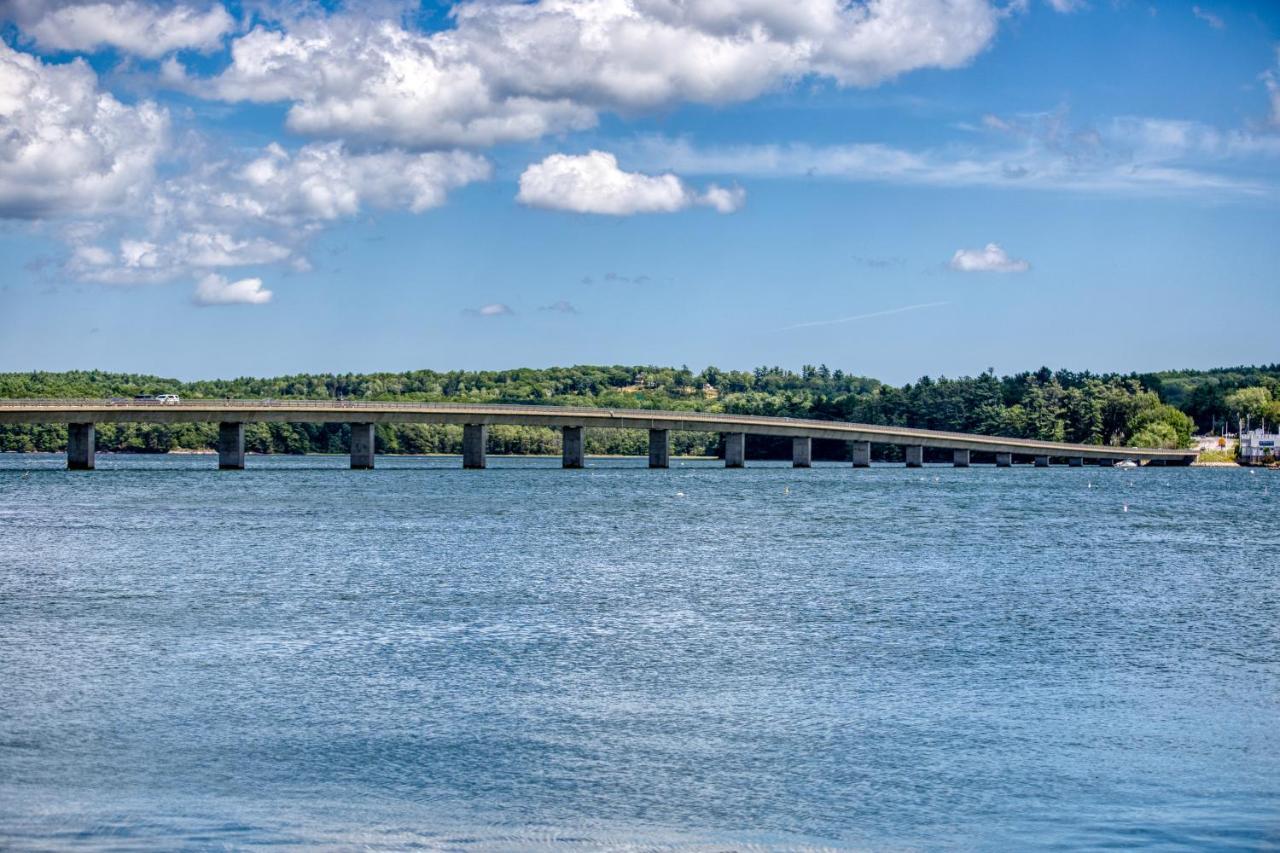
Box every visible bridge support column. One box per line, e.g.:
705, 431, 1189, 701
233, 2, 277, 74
463, 424, 487, 469
648, 429, 670, 469
905, 445, 924, 468
350, 423, 375, 469
1096, 458, 1115, 467
953, 449, 970, 468
218, 422, 245, 470
1034, 455, 1050, 467
67, 423, 94, 470
1069, 457, 1084, 467
995, 452, 1012, 468
850, 441, 871, 468
792, 437, 812, 468
562, 426, 584, 469
724, 433, 745, 468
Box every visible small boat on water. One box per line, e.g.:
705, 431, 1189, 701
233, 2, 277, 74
1115, 459, 1139, 469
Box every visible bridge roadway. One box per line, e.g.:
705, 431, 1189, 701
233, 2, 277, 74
0, 399, 1197, 470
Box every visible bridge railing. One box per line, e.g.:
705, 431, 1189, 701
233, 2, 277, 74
0, 398, 1192, 456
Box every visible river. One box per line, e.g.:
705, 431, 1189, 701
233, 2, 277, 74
1, 455, 1276, 849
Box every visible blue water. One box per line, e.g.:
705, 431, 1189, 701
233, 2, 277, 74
1, 454, 1277, 850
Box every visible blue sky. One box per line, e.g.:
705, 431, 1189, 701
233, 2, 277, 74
0, 0, 1277, 383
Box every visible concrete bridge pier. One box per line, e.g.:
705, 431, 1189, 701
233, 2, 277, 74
905, 445, 924, 468
1034, 455, 1050, 467
953, 449, 970, 468
218, 422, 245, 470
725, 433, 746, 468
792, 437, 812, 468
1096, 458, 1115, 467
1069, 457, 1084, 467
463, 424, 487, 469
648, 429, 670, 469
350, 423, 375, 469
67, 423, 94, 470
850, 441, 871, 468
562, 426, 584, 469
995, 452, 1013, 468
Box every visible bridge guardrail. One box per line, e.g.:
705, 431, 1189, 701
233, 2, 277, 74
0, 398, 1194, 456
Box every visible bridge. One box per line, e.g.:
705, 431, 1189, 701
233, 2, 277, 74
0, 399, 1197, 471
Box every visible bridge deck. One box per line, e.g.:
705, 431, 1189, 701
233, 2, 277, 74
0, 399, 1196, 462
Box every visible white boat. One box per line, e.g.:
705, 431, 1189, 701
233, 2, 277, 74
1115, 459, 1139, 469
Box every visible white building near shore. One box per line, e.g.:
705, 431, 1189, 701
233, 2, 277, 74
1239, 429, 1279, 465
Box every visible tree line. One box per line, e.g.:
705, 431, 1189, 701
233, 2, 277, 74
2, 363, 1277, 456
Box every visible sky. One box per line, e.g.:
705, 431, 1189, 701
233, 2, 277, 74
0, 0, 1277, 384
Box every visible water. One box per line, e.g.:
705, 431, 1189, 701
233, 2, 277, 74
1, 454, 1277, 850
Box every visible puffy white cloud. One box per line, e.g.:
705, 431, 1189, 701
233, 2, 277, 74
66, 232, 291, 284
64, 141, 490, 283
234, 142, 490, 221
198, 17, 597, 147
184, 0, 1002, 148
701, 183, 747, 213
3, 0, 235, 58
517, 150, 743, 215
949, 242, 1029, 272
0, 41, 168, 218
193, 273, 273, 306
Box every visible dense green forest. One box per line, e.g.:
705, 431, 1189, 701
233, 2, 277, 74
2, 364, 1278, 457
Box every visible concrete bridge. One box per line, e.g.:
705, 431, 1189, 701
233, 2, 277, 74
0, 399, 1197, 470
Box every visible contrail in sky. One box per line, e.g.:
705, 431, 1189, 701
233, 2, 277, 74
780, 301, 951, 331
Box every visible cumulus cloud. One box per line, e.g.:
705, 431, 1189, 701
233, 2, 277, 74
62, 141, 490, 284
517, 150, 743, 215
0, 41, 168, 218
233, 142, 492, 221
193, 273, 272, 306
67, 231, 293, 283
2, 0, 235, 58
948, 242, 1030, 272
174, 0, 1001, 148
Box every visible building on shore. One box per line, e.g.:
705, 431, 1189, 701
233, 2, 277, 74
1238, 429, 1279, 465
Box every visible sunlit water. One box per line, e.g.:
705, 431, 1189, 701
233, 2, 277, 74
1, 454, 1277, 850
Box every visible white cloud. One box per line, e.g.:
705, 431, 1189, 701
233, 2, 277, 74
1045, 0, 1086, 11
1191, 6, 1224, 29
234, 142, 491, 221
623, 109, 1280, 198
0, 41, 168, 218
3, 0, 235, 58
517, 150, 743, 215
193, 273, 272, 306
949, 242, 1030, 272
701, 183, 747, 213
180, 0, 1001, 148
1265, 49, 1280, 128
61, 141, 490, 284
465, 303, 514, 317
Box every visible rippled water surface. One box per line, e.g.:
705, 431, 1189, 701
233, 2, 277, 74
1, 454, 1277, 850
